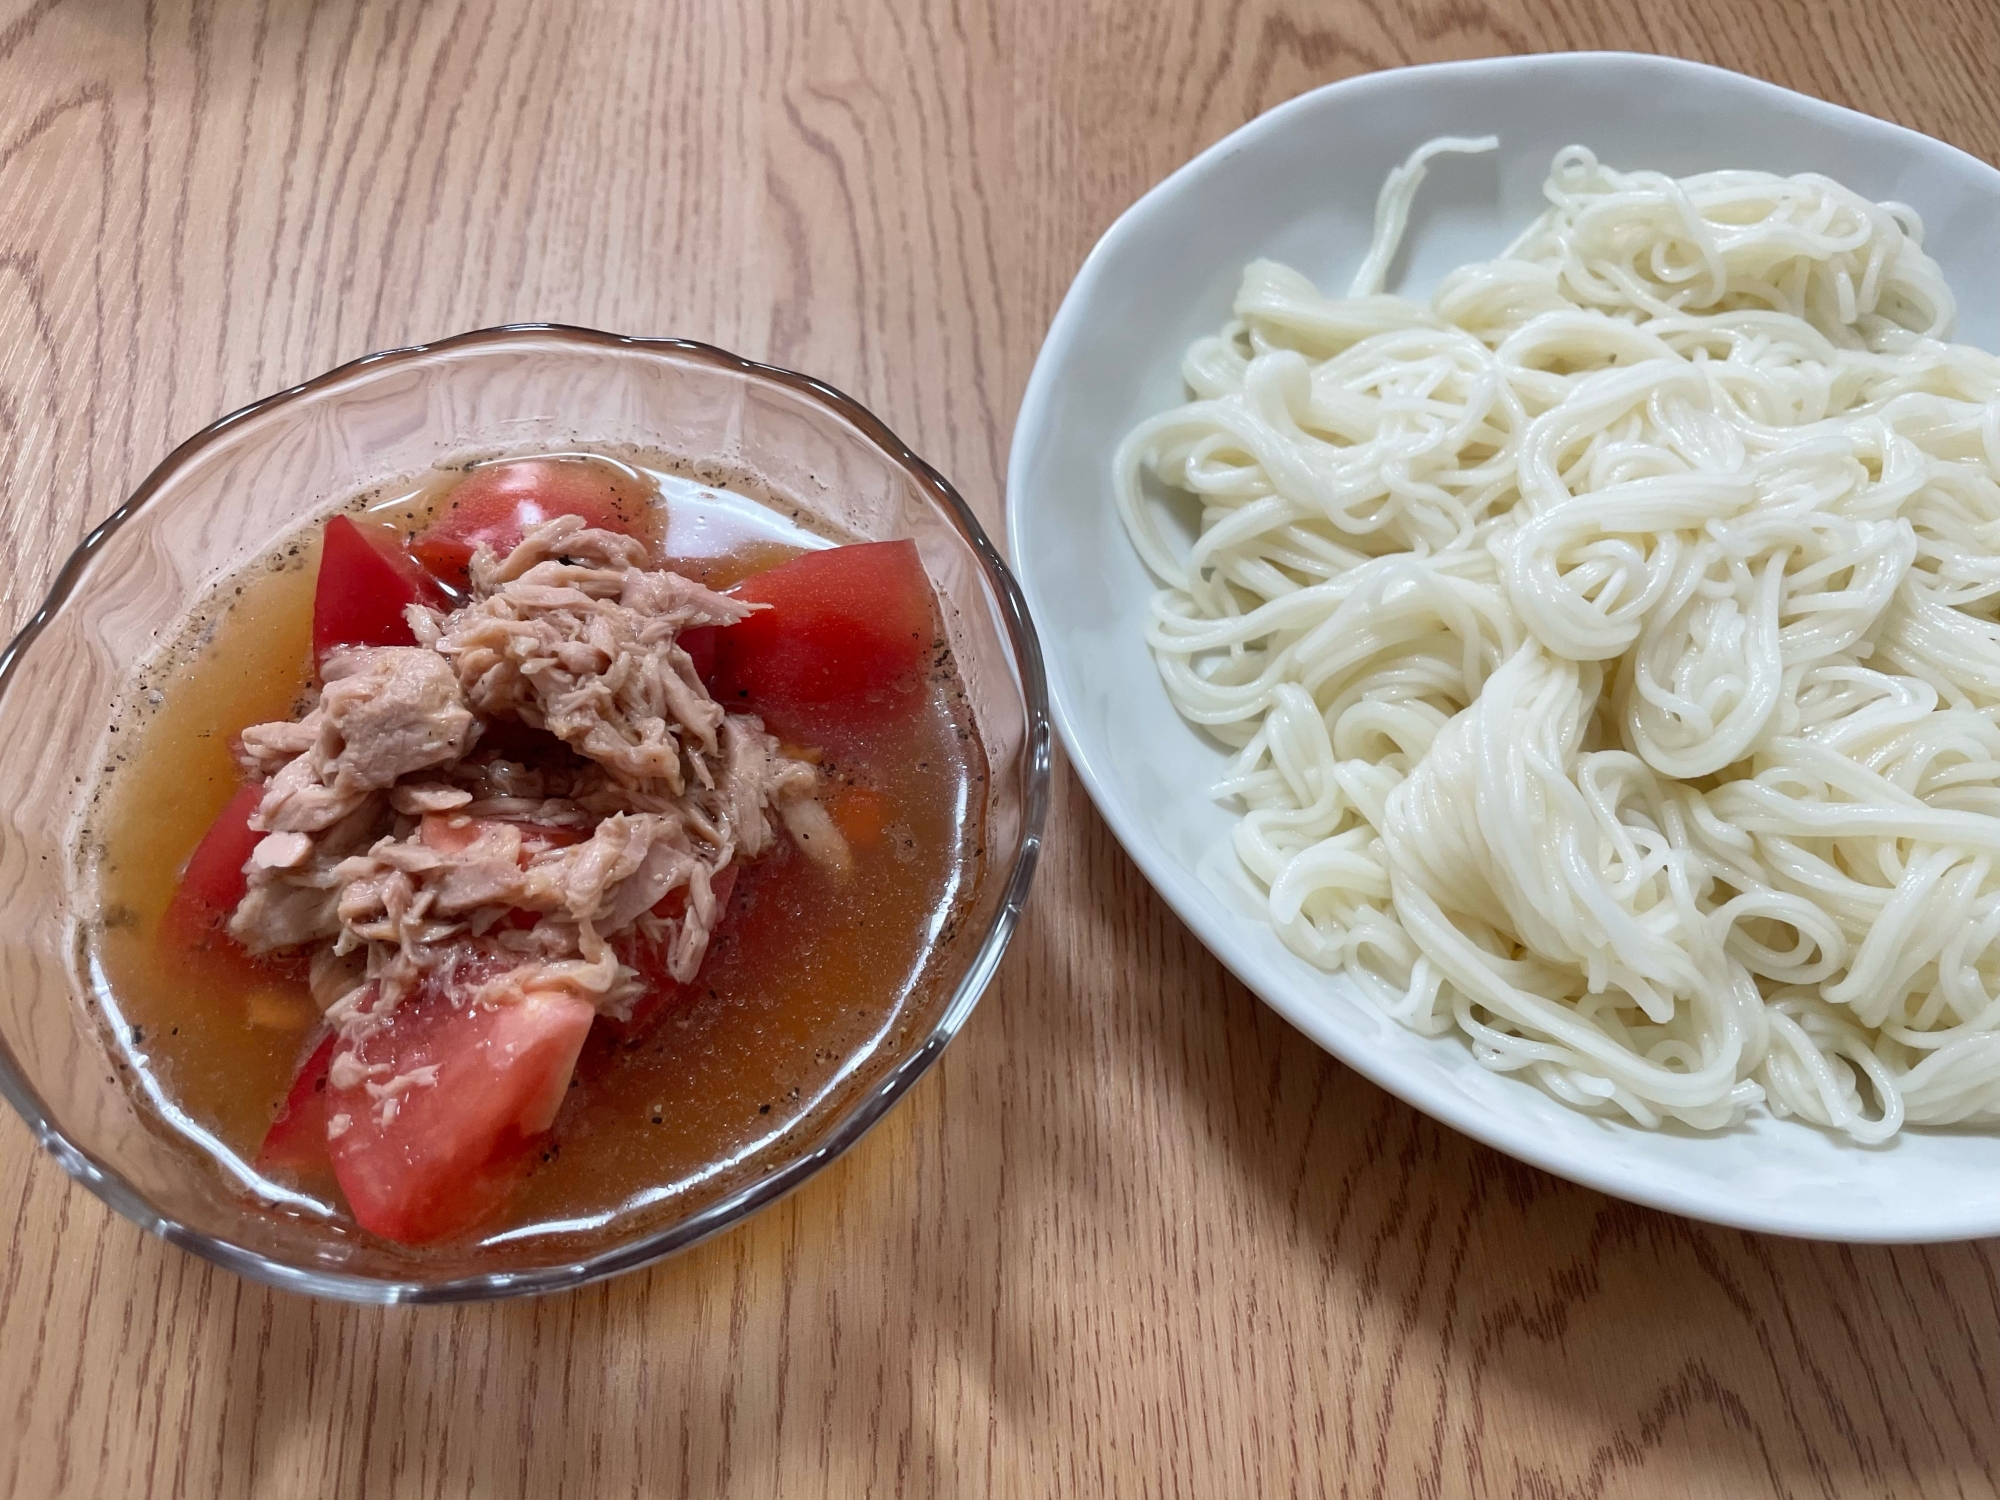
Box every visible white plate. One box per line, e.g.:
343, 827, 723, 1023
1007, 52, 2000, 1242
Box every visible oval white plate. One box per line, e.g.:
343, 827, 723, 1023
1008, 52, 2000, 1242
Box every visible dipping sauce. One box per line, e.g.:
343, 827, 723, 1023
83, 452, 987, 1251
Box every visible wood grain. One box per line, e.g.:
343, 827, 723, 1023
3, 0, 1999, 1494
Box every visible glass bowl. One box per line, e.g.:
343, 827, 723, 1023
0, 325, 1049, 1302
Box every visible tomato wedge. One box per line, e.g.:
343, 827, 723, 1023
679, 620, 718, 687
411, 456, 657, 588
325, 969, 595, 1244
256, 1030, 337, 1177
604, 865, 740, 1041
313, 515, 449, 666
159, 782, 265, 961
702, 540, 939, 743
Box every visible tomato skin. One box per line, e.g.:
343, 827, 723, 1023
256, 1030, 337, 1177
159, 782, 311, 993
411, 456, 656, 588
602, 865, 739, 1042
707, 540, 938, 742
159, 782, 265, 960
680, 623, 718, 688
312, 515, 448, 666
325, 971, 595, 1245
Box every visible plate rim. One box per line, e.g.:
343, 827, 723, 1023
1006, 50, 2000, 1243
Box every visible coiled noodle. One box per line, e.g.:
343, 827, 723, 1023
1116, 140, 2000, 1141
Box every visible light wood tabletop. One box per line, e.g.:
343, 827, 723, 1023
3, 0, 1999, 1495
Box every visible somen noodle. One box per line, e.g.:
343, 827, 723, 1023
1116, 139, 2000, 1141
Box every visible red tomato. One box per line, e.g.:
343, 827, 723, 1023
256, 1030, 337, 1177
411, 456, 657, 587
326, 967, 595, 1245
707, 540, 939, 742
312, 515, 449, 666
602, 865, 740, 1042
679, 622, 718, 687
159, 782, 265, 960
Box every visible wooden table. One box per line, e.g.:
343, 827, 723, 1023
3, 1, 1997, 1494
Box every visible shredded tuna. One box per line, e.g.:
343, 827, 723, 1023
328, 1051, 386, 1091
236, 718, 317, 779
251, 831, 314, 870
365, 1063, 441, 1124
422, 521, 758, 794
248, 648, 476, 835
225, 513, 844, 1041
389, 782, 472, 814
309, 944, 368, 1011
230, 794, 389, 953
469, 516, 650, 590
716, 717, 818, 859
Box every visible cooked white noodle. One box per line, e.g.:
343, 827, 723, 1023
1116, 141, 2000, 1141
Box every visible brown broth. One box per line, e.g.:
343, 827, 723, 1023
84, 455, 987, 1251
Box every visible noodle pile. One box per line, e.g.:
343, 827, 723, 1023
1116, 139, 2000, 1140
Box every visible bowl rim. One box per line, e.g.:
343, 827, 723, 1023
0, 322, 1051, 1302
1006, 51, 2000, 1242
